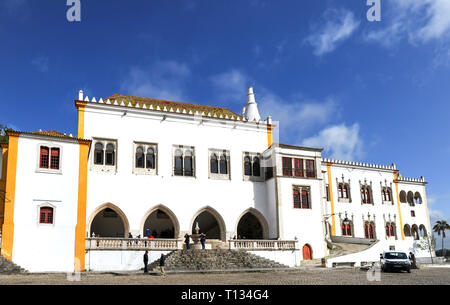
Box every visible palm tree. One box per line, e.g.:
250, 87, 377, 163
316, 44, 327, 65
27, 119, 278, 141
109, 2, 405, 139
433, 220, 450, 257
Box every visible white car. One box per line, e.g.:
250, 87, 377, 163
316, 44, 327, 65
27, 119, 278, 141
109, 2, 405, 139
380, 251, 411, 273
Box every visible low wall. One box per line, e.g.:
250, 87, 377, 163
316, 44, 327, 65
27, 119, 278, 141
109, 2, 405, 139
326, 240, 435, 268
85, 250, 170, 272
248, 250, 301, 267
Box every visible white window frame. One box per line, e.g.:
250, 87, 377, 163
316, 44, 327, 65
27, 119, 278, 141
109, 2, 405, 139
242, 152, 264, 182
172, 145, 196, 178
133, 142, 158, 175
36, 202, 56, 227
208, 149, 230, 180
91, 138, 118, 173
35, 143, 63, 175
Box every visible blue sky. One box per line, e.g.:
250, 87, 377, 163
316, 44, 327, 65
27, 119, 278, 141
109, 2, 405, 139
1, 1, 449, 247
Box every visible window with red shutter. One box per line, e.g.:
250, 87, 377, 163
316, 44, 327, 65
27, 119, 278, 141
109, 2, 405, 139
294, 158, 303, 177
39, 207, 54, 224
50, 148, 60, 169
301, 189, 310, 209
293, 189, 301, 208
282, 157, 292, 176
305, 160, 315, 178
40, 146, 49, 169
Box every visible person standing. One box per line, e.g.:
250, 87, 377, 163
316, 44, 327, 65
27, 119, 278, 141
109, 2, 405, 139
409, 252, 417, 269
200, 233, 206, 250
159, 253, 166, 276
184, 233, 191, 250
143, 250, 149, 273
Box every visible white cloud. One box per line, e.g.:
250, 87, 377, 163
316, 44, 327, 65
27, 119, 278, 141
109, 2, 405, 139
31, 56, 49, 73
120, 60, 190, 101
305, 9, 360, 56
210, 69, 249, 104
365, 0, 450, 46
302, 123, 364, 160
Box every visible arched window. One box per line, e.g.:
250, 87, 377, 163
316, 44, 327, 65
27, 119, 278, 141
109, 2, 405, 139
419, 224, 427, 237
39, 207, 54, 224
174, 149, 183, 176
342, 221, 352, 236
390, 225, 395, 237
94, 142, 104, 165
343, 185, 348, 199
385, 225, 390, 237
411, 225, 419, 240
368, 223, 374, 239
244, 156, 252, 176
386, 189, 391, 201
338, 185, 343, 198
210, 153, 218, 174
146, 147, 155, 169
135, 146, 144, 168
382, 189, 387, 201
414, 192, 422, 204
407, 191, 414, 206
361, 187, 371, 204
404, 224, 411, 237
39, 146, 50, 168
364, 224, 369, 238
219, 154, 228, 174
399, 191, 407, 203
105, 143, 115, 166
184, 150, 193, 176
253, 157, 260, 177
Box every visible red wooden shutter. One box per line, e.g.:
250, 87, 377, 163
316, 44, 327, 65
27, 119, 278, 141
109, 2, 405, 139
40, 147, 49, 168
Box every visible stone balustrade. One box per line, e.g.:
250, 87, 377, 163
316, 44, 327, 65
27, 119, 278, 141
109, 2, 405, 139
85, 238, 297, 251
228, 239, 298, 251
85, 238, 180, 250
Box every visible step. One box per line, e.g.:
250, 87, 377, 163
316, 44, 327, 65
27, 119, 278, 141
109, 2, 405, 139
148, 249, 289, 271
0, 256, 27, 274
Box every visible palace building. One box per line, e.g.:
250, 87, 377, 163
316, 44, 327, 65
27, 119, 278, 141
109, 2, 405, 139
0, 87, 434, 272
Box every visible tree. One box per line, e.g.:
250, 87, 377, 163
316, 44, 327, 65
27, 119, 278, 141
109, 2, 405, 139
417, 232, 436, 264
0, 124, 8, 142
433, 220, 450, 257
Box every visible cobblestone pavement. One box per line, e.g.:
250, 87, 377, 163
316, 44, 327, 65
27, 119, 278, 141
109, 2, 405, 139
0, 266, 448, 285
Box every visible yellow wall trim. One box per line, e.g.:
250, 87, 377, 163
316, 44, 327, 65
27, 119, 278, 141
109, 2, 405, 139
75, 101, 87, 139
74, 140, 90, 271
1, 134, 19, 260
393, 171, 405, 240
266, 124, 273, 148
327, 162, 336, 236
0, 144, 9, 230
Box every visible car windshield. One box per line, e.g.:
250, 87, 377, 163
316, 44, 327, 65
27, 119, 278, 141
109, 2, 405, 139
385, 252, 408, 259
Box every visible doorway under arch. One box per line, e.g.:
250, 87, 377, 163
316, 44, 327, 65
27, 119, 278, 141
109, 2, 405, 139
141, 206, 179, 238
236, 210, 268, 239
191, 207, 226, 241
302, 244, 313, 260
88, 203, 129, 238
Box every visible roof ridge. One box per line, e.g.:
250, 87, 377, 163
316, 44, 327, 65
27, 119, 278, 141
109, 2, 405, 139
105, 94, 242, 117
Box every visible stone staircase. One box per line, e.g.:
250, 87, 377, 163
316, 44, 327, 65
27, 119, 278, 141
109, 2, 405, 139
0, 255, 27, 274
148, 249, 289, 271
328, 242, 371, 258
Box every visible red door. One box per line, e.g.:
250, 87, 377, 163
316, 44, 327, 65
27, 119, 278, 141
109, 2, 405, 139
302, 245, 312, 260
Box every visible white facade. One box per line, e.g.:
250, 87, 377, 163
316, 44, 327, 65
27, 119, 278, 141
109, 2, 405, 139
0, 88, 434, 272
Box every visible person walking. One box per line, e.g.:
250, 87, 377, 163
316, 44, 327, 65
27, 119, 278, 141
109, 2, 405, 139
143, 250, 149, 273
159, 253, 166, 276
184, 233, 191, 250
409, 252, 417, 269
200, 233, 206, 250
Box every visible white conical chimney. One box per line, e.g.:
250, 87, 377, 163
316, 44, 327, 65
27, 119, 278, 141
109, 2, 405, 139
242, 87, 261, 121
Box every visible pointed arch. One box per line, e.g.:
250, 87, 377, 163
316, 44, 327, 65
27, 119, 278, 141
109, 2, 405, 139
87, 203, 130, 238
235, 208, 269, 239
140, 204, 180, 238
190, 206, 227, 241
